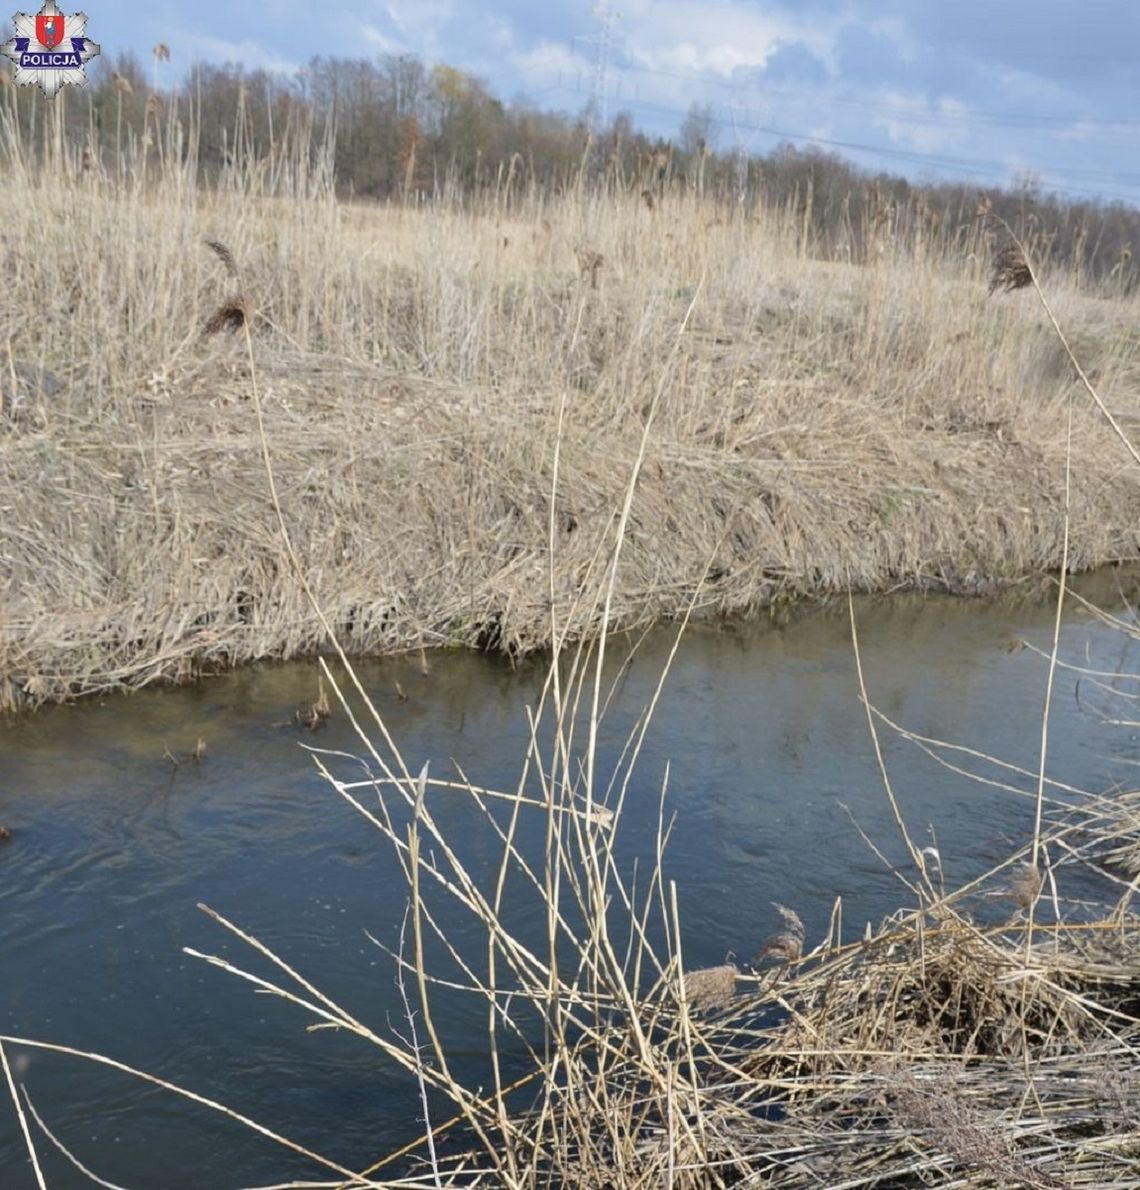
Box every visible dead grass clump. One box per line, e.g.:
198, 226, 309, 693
882, 1064, 1068, 1189
746, 916, 1097, 1082
719, 904, 1140, 1186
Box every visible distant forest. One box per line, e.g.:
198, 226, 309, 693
9, 47, 1140, 285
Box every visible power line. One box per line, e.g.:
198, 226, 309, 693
586, 56, 1140, 133
520, 46, 1140, 139
514, 44, 1140, 199
536, 78, 1140, 204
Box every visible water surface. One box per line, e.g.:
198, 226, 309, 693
3, 580, 1139, 1187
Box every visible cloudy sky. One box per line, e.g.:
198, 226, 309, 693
93, 0, 1140, 204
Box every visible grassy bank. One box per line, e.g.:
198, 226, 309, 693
4, 140, 1140, 709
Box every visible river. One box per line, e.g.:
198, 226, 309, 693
3, 578, 1138, 1187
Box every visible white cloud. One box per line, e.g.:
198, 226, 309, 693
863, 15, 917, 65
362, 25, 402, 55
872, 92, 973, 153
621, 0, 837, 78
376, 0, 454, 61
172, 29, 300, 74
511, 38, 589, 89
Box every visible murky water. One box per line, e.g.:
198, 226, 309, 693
3, 579, 1140, 1187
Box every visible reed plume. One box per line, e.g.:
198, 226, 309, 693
202, 239, 250, 336
682, 963, 738, 1012
989, 240, 1032, 294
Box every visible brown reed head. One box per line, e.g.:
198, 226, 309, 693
202, 239, 250, 336
754, 902, 805, 965
202, 300, 247, 336
204, 238, 240, 280
682, 963, 738, 1012
989, 240, 1032, 295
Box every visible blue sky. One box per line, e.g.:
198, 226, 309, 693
87, 0, 1140, 204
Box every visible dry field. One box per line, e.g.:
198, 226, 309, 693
4, 136, 1140, 709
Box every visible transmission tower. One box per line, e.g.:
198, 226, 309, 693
728, 88, 762, 206
583, 5, 620, 173
729, 98, 748, 204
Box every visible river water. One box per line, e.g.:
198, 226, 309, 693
3, 580, 1139, 1187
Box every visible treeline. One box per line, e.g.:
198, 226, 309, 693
6, 47, 1139, 282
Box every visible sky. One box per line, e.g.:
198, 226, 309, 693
85, 0, 1140, 205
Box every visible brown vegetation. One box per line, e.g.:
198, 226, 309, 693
3, 110, 1140, 1177
990, 238, 1034, 294
4, 126, 1140, 710
36, 45, 1140, 290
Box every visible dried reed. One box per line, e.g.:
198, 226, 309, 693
4, 153, 1140, 709
202, 238, 250, 336
1, 108, 1139, 720
682, 963, 739, 1012
990, 239, 1033, 294
4, 88, 1140, 1190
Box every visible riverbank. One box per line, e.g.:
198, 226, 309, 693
4, 168, 1140, 710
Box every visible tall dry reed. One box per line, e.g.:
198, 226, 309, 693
1, 130, 1139, 1184
4, 115, 1140, 708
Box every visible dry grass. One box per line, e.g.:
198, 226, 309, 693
3, 133, 1140, 1180
4, 127, 1140, 708
682, 963, 740, 1012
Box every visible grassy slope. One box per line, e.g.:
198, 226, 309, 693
4, 165, 1140, 709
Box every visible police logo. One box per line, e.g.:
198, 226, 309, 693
1, 1, 100, 98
